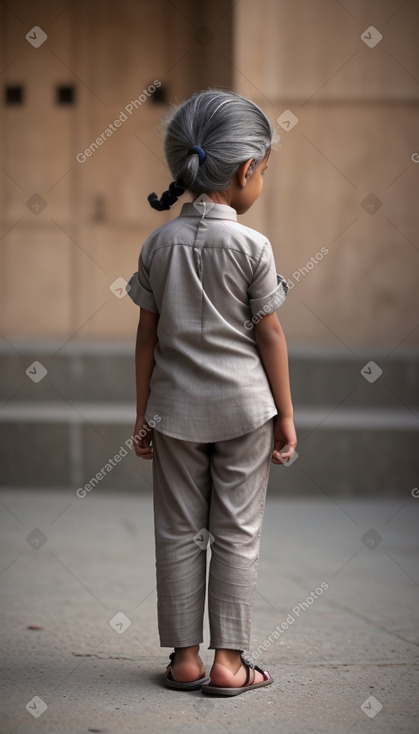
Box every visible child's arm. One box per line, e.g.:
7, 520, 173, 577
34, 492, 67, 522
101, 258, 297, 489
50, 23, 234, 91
133, 308, 159, 459
254, 312, 297, 464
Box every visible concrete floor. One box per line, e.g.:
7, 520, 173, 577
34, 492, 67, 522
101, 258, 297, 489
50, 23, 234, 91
0, 488, 418, 733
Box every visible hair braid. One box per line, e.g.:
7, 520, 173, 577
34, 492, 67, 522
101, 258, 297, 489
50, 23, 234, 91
147, 181, 185, 211
147, 89, 275, 212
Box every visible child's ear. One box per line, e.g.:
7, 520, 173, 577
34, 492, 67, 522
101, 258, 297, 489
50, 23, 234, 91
237, 159, 254, 188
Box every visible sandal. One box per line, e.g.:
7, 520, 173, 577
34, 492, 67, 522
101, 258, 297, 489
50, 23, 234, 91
164, 651, 211, 690
202, 652, 273, 696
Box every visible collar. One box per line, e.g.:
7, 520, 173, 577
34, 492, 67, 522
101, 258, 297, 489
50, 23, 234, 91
179, 194, 237, 221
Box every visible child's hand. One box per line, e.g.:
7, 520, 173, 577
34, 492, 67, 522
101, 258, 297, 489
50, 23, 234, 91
272, 416, 297, 465
133, 415, 154, 460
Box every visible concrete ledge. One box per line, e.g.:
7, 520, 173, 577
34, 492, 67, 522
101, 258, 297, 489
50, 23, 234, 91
1, 415, 418, 494
1, 344, 418, 407
0, 402, 418, 430
1, 344, 417, 492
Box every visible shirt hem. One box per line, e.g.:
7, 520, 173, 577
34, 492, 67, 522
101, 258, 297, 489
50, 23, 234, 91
149, 410, 277, 443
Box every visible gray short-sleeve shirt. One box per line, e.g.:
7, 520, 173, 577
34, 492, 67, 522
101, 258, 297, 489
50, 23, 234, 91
127, 197, 288, 442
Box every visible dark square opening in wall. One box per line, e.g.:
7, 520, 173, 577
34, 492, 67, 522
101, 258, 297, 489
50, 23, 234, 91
5, 85, 24, 105
56, 85, 75, 105
150, 84, 167, 104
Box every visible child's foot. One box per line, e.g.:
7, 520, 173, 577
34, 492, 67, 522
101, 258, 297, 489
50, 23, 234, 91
208, 660, 266, 688
202, 653, 273, 696
169, 648, 206, 683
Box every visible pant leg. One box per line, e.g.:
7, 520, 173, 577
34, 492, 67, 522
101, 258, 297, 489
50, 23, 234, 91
152, 429, 213, 648
207, 419, 274, 651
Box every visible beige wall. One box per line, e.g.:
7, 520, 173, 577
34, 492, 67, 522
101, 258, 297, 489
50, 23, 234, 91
1, 0, 418, 349
235, 0, 419, 348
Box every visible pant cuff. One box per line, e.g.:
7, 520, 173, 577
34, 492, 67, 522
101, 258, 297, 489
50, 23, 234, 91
160, 637, 204, 648
207, 642, 248, 651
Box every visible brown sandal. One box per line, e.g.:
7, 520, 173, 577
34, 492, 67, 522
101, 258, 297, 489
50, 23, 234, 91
202, 653, 273, 696
164, 651, 211, 690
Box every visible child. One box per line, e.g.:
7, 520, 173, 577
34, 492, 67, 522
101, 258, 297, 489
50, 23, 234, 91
127, 89, 297, 696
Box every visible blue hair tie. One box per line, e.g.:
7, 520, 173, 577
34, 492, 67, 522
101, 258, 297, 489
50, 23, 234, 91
188, 145, 206, 164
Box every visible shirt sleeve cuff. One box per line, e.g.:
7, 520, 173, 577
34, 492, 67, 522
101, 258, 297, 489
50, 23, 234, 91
126, 272, 158, 312
249, 274, 288, 317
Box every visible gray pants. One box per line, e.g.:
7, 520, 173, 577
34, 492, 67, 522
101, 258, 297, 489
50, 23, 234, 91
152, 419, 274, 651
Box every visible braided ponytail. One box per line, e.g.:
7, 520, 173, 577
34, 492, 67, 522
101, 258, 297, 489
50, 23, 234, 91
147, 181, 185, 211
147, 146, 205, 211
147, 90, 275, 212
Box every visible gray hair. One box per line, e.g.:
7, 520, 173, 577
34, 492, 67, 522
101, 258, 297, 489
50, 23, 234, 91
148, 89, 276, 210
